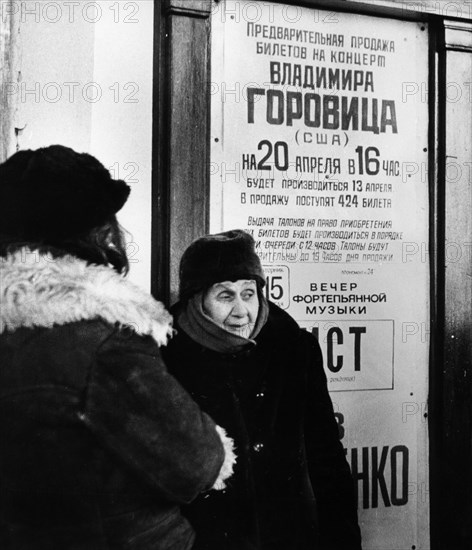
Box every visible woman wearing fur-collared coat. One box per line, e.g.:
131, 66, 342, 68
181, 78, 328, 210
162, 230, 362, 550
0, 146, 235, 549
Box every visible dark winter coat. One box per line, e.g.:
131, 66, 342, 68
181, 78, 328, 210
0, 250, 232, 550
162, 300, 362, 550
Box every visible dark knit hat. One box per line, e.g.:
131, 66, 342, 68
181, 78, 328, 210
0, 145, 130, 239
179, 229, 265, 302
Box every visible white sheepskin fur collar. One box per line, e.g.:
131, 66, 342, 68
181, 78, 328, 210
0, 248, 173, 346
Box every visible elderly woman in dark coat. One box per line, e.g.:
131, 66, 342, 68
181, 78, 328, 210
0, 146, 235, 549
162, 230, 362, 550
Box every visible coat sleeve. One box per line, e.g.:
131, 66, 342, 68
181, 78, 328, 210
80, 328, 227, 504
302, 332, 362, 550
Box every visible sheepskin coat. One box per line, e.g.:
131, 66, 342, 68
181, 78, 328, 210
162, 301, 362, 550
0, 249, 233, 550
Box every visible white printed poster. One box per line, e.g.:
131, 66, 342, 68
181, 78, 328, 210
210, 1, 430, 548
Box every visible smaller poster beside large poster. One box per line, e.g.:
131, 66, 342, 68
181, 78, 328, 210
210, 2, 430, 548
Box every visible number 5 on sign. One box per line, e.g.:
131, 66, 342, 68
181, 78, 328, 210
263, 265, 290, 310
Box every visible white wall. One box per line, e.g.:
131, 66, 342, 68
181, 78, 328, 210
91, 0, 154, 291
15, 1, 95, 151
14, 0, 154, 290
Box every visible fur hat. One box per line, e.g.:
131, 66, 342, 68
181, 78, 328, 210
0, 145, 130, 239
179, 229, 265, 302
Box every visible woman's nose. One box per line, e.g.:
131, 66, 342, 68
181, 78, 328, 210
231, 297, 246, 317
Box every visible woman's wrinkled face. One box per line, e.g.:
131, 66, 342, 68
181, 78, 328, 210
203, 279, 259, 338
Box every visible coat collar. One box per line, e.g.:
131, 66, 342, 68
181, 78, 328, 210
0, 248, 173, 346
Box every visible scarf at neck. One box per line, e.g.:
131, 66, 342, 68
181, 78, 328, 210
177, 291, 269, 354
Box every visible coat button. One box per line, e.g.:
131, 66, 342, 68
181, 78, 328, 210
253, 442, 264, 452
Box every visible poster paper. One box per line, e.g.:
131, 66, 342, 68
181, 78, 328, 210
210, 2, 430, 548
